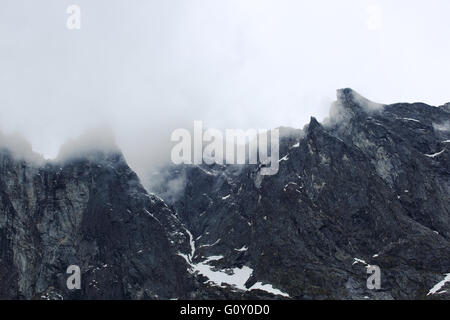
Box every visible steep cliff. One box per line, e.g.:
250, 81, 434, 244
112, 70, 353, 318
1, 89, 449, 300
0, 149, 194, 299
155, 89, 450, 299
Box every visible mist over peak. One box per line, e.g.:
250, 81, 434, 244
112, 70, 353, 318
0, 126, 122, 167
55, 127, 120, 163
0, 130, 44, 164
3, 1, 450, 182
336, 88, 385, 112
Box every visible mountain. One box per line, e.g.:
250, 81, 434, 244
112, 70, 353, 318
1, 88, 449, 299
0, 149, 195, 299
151, 88, 450, 299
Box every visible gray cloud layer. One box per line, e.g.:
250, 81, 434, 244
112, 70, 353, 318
1, 0, 450, 179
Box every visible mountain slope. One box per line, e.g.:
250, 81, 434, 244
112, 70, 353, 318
0, 150, 194, 299
1, 88, 449, 300
154, 89, 450, 299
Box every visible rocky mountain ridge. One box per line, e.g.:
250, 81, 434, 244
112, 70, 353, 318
1, 88, 449, 299
153, 88, 450, 299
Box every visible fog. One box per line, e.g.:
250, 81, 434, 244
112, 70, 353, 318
56, 127, 118, 162
1, 0, 450, 181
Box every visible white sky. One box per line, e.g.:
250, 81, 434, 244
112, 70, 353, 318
1, 0, 450, 174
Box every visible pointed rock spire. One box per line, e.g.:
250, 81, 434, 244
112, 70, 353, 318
336, 88, 384, 113
307, 116, 322, 136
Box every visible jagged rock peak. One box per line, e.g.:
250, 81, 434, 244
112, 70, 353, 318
441, 102, 450, 112
307, 116, 322, 134
54, 149, 126, 167
336, 88, 384, 113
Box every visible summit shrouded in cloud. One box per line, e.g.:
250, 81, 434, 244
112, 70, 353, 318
1, 0, 450, 181
1, 1, 450, 302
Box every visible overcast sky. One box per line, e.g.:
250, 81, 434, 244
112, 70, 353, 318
1, 0, 450, 175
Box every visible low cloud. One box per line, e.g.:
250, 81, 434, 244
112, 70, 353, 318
433, 121, 450, 132
56, 127, 119, 162
324, 89, 385, 128
2, 1, 450, 186
146, 167, 187, 203
0, 131, 44, 164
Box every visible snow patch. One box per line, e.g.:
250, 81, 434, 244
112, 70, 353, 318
143, 208, 161, 224
428, 273, 450, 296
185, 229, 196, 260
203, 255, 224, 263
249, 282, 290, 298
352, 258, 368, 265
401, 118, 421, 123
283, 182, 298, 192
425, 150, 445, 158
198, 238, 221, 249
178, 227, 290, 297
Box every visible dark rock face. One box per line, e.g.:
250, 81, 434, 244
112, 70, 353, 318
0, 150, 193, 299
1, 89, 449, 300
157, 89, 450, 299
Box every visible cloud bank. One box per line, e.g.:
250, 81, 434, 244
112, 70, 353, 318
1, 0, 450, 182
